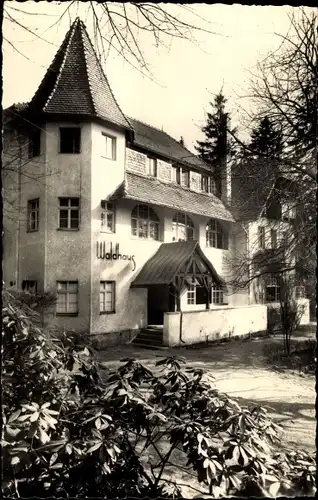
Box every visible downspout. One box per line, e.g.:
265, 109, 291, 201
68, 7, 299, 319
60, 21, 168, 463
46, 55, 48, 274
241, 223, 251, 305
176, 278, 185, 344
179, 310, 185, 344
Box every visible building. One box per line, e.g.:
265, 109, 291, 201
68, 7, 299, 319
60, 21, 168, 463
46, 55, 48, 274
2, 18, 308, 347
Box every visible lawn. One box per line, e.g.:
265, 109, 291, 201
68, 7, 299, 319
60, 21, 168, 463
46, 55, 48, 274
95, 324, 316, 455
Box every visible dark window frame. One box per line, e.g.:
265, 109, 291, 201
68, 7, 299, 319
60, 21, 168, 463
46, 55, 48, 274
147, 157, 157, 177
101, 200, 116, 233
206, 219, 228, 250
131, 204, 160, 240
101, 132, 117, 160
100, 281, 116, 314
28, 129, 41, 158
172, 212, 194, 242
27, 198, 40, 232
56, 280, 79, 315
58, 197, 80, 230
59, 127, 81, 154
22, 280, 38, 294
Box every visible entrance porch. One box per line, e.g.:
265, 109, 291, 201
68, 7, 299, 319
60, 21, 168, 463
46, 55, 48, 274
131, 241, 224, 346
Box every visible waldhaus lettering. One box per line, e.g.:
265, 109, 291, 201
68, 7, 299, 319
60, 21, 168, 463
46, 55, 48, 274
97, 242, 136, 271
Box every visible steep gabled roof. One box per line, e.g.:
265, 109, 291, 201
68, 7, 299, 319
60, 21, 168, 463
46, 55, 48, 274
28, 18, 132, 131
128, 118, 211, 172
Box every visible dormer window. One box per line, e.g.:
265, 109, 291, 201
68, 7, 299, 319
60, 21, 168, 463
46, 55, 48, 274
147, 157, 157, 177
201, 175, 216, 194
172, 166, 189, 187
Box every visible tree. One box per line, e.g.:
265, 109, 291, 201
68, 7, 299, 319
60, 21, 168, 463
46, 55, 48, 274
195, 92, 236, 195
248, 8, 317, 173
3, 2, 216, 79
248, 116, 284, 160
227, 9, 316, 305
2, 290, 317, 498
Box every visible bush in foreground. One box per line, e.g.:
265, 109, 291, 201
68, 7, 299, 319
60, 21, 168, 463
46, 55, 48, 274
2, 290, 316, 498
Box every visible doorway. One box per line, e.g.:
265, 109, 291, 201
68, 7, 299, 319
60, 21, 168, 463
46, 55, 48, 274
147, 285, 169, 325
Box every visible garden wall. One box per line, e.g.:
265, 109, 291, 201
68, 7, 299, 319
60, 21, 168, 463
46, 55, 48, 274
163, 304, 267, 347
267, 298, 310, 331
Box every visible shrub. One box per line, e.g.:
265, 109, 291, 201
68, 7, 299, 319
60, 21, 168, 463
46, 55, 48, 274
267, 306, 282, 334
2, 290, 316, 498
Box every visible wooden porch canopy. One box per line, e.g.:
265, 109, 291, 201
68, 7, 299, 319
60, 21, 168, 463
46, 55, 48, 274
131, 241, 225, 293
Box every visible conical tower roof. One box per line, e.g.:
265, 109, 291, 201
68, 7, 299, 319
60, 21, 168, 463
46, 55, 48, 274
28, 18, 132, 132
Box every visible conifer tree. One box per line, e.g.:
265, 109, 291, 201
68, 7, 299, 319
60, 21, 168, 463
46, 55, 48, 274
196, 92, 235, 195
249, 116, 284, 159
196, 92, 232, 166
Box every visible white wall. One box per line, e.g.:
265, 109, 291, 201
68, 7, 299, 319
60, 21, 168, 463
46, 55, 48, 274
163, 304, 267, 346
44, 121, 92, 332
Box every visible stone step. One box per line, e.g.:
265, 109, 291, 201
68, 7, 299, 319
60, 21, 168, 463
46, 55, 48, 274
132, 328, 164, 347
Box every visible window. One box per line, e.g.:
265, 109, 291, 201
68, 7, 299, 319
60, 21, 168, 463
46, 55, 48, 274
206, 219, 228, 249
172, 212, 194, 241
131, 204, 160, 240
102, 133, 116, 160
60, 127, 81, 154
56, 281, 78, 314
258, 226, 265, 249
181, 169, 190, 187
100, 281, 116, 313
22, 280, 37, 294
281, 201, 296, 221
27, 198, 39, 232
211, 286, 224, 305
187, 284, 225, 305
265, 276, 281, 302
59, 198, 80, 230
28, 129, 41, 158
187, 285, 196, 305
271, 229, 277, 249
101, 201, 115, 232
171, 166, 189, 187
147, 157, 157, 177
201, 175, 216, 195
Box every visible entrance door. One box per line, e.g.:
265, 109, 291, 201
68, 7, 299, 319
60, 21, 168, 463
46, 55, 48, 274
147, 285, 167, 325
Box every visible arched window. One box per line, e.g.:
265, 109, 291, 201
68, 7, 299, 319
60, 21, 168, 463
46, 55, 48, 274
131, 204, 160, 240
172, 212, 194, 241
206, 219, 228, 249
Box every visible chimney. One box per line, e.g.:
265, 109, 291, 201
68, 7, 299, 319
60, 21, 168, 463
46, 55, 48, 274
220, 116, 232, 205
179, 136, 185, 147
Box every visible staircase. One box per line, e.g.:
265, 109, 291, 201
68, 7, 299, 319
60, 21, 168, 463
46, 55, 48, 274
132, 325, 164, 348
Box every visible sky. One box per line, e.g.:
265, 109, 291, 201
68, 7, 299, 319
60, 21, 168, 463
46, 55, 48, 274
2, 2, 309, 153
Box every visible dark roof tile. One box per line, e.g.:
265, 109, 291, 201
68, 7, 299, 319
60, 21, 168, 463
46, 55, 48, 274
111, 172, 234, 222
28, 18, 132, 131
132, 241, 223, 286
128, 118, 211, 172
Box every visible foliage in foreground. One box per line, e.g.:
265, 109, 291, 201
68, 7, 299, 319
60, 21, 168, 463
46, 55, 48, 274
2, 291, 316, 498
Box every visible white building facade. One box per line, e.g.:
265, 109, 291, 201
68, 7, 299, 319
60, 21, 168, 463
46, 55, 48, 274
3, 19, 307, 347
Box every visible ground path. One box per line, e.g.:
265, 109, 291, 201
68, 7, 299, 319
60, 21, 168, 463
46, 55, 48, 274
95, 325, 316, 452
